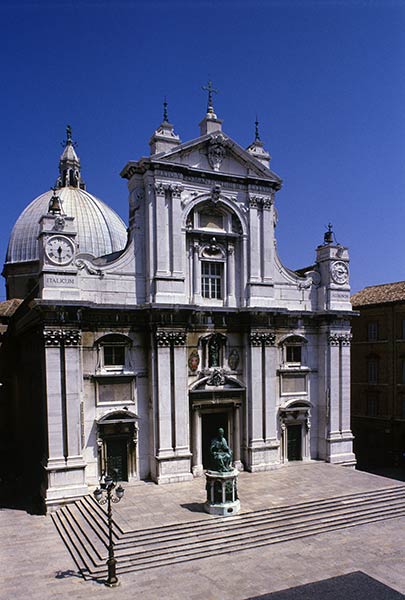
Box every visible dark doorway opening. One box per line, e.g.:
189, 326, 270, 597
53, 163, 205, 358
287, 424, 302, 461
202, 412, 228, 469
106, 438, 128, 481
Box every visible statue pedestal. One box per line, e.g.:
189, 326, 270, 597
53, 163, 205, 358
204, 469, 240, 516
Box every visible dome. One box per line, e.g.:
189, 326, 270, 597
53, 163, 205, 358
6, 187, 128, 264
5, 126, 128, 265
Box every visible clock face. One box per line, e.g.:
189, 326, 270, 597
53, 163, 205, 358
331, 261, 349, 285
45, 236, 75, 265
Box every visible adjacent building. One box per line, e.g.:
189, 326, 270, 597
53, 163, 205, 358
351, 282, 405, 467
1, 100, 356, 510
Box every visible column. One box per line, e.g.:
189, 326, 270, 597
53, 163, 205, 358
193, 241, 201, 302
328, 333, 341, 439
44, 330, 64, 463
64, 330, 83, 462
173, 337, 189, 453
171, 185, 184, 276
155, 332, 173, 456
248, 333, 264, 445
264, 340, 278, 442
262, 197, 274, 282
154, 183, 170, 274
192, 407, 202, 474
248, 197, 261, 281
233, 404, 241, 468
340, 334, 352, 434
227, 243, 236, 306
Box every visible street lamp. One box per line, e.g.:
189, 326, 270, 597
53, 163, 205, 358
93, 473, 125, 587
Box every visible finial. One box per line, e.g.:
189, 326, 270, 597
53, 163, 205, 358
163, 97, 169, 123
62, 124, 77, 149
255, 115, 260, 142
202, 79, 218, 115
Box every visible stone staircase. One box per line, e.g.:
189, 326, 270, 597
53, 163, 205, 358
52, 485, 405, 581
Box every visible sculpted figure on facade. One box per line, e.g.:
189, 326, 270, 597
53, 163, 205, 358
210, 428, 233, 472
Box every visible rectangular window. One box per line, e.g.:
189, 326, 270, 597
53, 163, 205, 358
367, 321, 378, 341
286, 346, 302, 364
104, 345, 125, 367
366, 395, 379, 417
201, 261, 223, 299
367, 358, 379, 384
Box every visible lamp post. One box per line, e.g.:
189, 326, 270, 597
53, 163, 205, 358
93, 473, 125, 587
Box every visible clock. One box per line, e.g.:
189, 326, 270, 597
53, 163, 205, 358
45, 235, 75, 265
330, 261, 349, 285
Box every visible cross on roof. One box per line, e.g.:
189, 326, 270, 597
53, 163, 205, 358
202, 80, 218, 114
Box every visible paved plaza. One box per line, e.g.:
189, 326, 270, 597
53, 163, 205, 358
1, 463, 405, 600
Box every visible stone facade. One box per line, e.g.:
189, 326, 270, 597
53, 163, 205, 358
1, 108, 356, 509
351, 282, 405, 467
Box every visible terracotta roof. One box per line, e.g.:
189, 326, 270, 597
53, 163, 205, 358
0, 298, 23, 317
351, 281, 405, 307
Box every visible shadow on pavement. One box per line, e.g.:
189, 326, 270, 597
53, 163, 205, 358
246, 572, 403, 599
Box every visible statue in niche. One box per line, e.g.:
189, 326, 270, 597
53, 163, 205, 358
208, 336, 220, 367
210, 428, 233, 472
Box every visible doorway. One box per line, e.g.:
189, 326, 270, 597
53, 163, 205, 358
202, 412, 228, 469
106, 438, 128, 481
287, 425, 302, 461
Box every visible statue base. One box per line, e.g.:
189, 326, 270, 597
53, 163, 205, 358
204, 469, 240, 517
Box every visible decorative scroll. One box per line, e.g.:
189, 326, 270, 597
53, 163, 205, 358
156, 330, 186, 347
75, 258, 104, 277
249, 331, 276, 346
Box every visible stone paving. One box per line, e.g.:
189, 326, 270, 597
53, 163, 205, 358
1, 462, 405, 600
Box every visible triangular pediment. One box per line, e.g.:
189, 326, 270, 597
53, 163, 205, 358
151, 131, 282, 185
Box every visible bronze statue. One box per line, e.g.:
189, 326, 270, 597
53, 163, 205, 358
210, 427, 233, 472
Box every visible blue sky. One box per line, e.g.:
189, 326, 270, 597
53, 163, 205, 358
1, 0, 404, 300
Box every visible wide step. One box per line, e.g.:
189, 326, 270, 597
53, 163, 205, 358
53, 485, 405, 579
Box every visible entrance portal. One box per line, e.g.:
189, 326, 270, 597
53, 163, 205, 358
106, 438, 128, 481
202, 412, 228, 469
287, 424, 302, 461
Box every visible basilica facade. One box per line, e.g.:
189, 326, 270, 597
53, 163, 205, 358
1, 101, 356, 509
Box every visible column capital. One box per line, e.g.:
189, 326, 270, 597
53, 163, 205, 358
156, 330, 186, 347
249, 331, 276, 346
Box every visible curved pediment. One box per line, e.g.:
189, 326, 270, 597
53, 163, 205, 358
190, 370, 245, 392
97, 409, 139, 424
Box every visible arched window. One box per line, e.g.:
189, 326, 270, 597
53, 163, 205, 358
186, 201, 243, 307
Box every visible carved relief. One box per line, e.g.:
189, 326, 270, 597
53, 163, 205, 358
53, 217, 66, 231
188, 350, 200, 372
206, 369, 226, 386
210, 184, 221, 203
228, 349, 240, 370
208, 135, 226, 171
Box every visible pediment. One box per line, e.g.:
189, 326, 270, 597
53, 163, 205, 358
152, 132, 282, 185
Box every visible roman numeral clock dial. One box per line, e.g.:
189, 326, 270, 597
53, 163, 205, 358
45, 235, 75, 265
